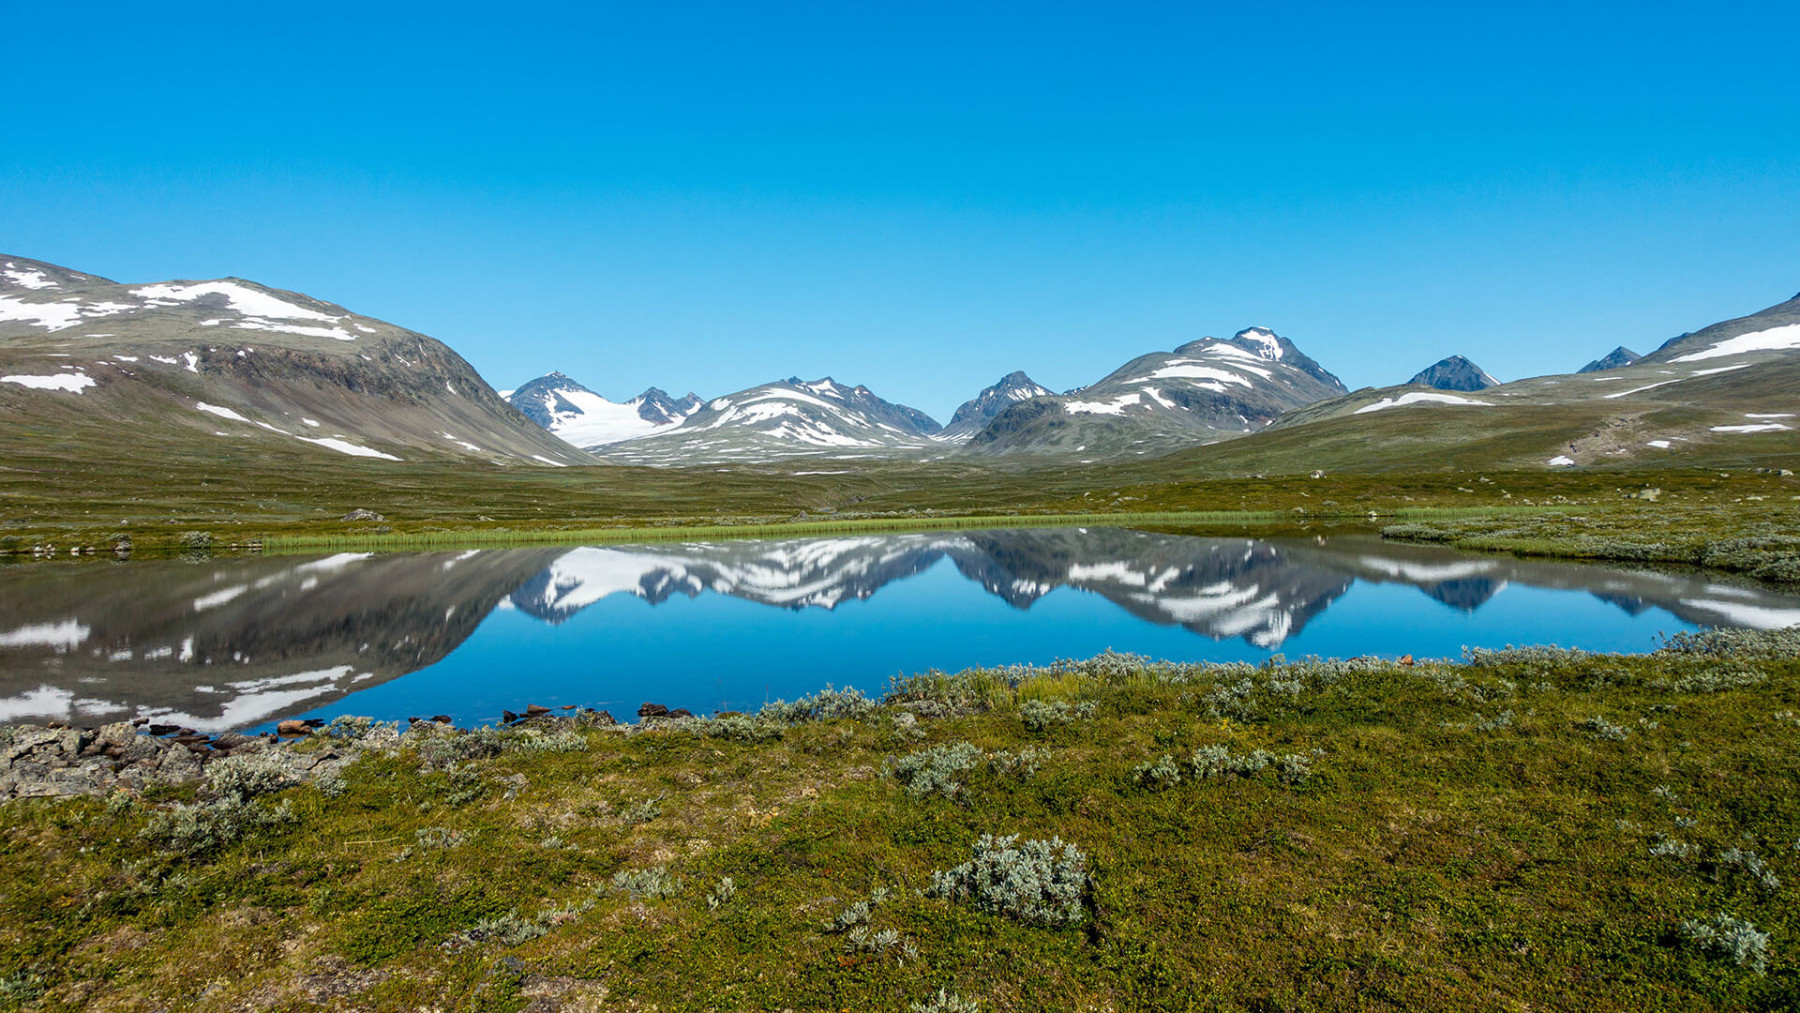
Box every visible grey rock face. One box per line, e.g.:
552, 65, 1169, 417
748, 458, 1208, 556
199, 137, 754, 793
1578, 346, 1641, 373
1406, 355, 1499, 391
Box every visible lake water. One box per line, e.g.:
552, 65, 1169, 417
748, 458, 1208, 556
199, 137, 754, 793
3, 527, 1797, 732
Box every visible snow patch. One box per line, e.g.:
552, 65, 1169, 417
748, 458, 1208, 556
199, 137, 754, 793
1353, 391, 1491, 414
295, 436, 401, 460
1, 372, 95, 393
1671, 323, 1800, 362
1065, 392, 1143, 415
2, 266, 57, 290
1711, 423, 1791, 434
195, 402, 252, 424
1547, 455, 1576, 467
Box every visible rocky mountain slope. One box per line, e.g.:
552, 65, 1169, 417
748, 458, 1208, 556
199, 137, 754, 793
0, 256, 591, 466
1256, 287, 1800, 470
962, 327, 1348, 459
938, 371, 1053, 440
505, 371, 701, 448
1579, 346, 1641, 373
593, 376, 943, 465
1407, 355, 1498, 391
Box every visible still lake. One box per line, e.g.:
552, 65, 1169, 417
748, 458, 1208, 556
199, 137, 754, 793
3, 527, 1797, 732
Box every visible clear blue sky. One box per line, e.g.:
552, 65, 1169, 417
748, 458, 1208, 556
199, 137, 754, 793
5, 1, 1798, 420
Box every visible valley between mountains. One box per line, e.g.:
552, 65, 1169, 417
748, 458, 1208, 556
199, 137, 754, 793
4, 254, 1796, 479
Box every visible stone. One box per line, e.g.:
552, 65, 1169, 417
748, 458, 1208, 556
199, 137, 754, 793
276, 720, 311, 737
637, 703, 670, 719
669, 708, 693, 718
525, 704, 550, 717
342, 509, 387, 522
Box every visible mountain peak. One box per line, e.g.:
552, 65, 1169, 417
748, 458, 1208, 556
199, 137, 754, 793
1577, 346, 1641, 373
942, 371, 1054, 437
1408, 355, 1498, 392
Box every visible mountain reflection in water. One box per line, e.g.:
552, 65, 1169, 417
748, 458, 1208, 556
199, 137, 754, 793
2, 529, 1796, 731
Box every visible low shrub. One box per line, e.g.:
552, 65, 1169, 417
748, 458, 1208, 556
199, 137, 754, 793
609, 866, 682, 901
927, 834, 1087, 927
1678, 913, 1770, 973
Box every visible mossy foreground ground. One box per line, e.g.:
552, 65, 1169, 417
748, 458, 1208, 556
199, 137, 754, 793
3, 634, 1799, 1011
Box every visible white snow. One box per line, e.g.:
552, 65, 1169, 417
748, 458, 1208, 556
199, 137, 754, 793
0, 620, 91, 649
1547, 455, 1576, 467
1604, 378, 1681, 399
530, 455, 569, 467
1746, 413, 1796, 419
301, 418, 320, 427
130, 281, 338, 322
1234, 326, 1285, 360
1670, 323, 1800, 362
1, 372, 95, 393
0, 294, 84, 330
1647, 440, 1672, 449
231, 318, 355, 341
1711, 423, 1791, 434
195, 402, 252, 424
295, 435, 401, 460
1353, 391, 1491, 414
1141, 363, 1258, 386
2, 265, 57, 290
530, 385, 681, 447
1065, 392, 1143, 415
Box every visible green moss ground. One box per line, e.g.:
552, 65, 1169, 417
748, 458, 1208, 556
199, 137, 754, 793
3, 638, 1798, 1011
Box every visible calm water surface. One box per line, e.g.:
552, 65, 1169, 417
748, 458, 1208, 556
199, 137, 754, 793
2, 527, 1797, 731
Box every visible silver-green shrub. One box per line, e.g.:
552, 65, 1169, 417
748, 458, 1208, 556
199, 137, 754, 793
927, 834, 1087, 927
910, 988, 980, 1013
1018, 699, 1095, 733
1679, 913, 1770, 973
610, 865, 682, 901
205, 752, 301, 802
140, 797, 297, 856
1582, 717, 1629, 741
761, 686, 876, 724
886, 742, 984, 800
1187, 745, 1313, 785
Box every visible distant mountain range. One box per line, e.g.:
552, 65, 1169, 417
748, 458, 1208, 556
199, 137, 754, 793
6, 253, 1795, 471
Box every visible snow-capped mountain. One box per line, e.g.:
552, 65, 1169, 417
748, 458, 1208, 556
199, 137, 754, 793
594, 376, 943, 465
0, 256, 590, 465
964, 327, 1348, 458
505, 371, 702, 449
1264, 285, 1800, 470
938, 371, 1054, 440
1578, 346, 1641, 373
1407, 355, 1499, 391
1639, 289, 1800, 365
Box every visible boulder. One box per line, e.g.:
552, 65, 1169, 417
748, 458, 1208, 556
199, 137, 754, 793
637, 703, 670, 719
342, 509, 387, 522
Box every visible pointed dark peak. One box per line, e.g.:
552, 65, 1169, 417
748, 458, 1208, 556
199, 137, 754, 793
1577, 347, 1641, 373
945, 370, 1054, 433
1407, 355, 1499, 392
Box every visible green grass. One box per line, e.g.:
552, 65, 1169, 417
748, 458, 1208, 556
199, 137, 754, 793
4, 638, 1799, 1010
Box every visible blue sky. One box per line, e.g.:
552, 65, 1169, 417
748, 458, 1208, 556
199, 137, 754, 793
5, 1, 1798, 420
